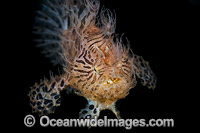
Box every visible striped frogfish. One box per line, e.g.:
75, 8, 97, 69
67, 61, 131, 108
29, 0, 157, 119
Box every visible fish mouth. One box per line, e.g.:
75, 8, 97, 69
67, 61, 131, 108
103, 78, 121, 85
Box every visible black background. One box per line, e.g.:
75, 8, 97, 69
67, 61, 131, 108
18, 0, 199, 131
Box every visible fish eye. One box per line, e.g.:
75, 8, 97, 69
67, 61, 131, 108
94, 66, 99, 74
94, 67, 97, 72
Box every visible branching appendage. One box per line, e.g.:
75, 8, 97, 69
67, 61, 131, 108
28, 73, 69, 116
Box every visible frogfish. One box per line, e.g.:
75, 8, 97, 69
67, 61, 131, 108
29, 0, 157, 119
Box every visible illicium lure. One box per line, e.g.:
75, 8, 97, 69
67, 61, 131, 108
29, 0, 157, 119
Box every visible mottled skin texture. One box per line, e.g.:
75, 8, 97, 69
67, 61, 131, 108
29, 0, 157, 118
68, 26, 136, 106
